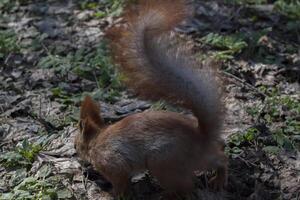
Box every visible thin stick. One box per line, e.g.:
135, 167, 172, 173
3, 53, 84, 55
222, 71, 268, 98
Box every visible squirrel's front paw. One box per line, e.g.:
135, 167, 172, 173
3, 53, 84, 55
208, 175, 226, 191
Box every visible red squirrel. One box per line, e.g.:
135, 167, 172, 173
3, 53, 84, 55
75, 0, 227, 198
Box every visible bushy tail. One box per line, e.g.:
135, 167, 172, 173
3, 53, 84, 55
107, 0, 223, 139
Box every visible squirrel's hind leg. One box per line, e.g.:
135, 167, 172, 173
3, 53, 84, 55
208, 151, 228, 191
150, 164, 195, 197
100, 168, 132, 198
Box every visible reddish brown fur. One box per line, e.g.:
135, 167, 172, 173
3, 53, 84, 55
75, 98, 227, 197
75, 0, 227, 198
80, 95, 103, 127
107, 0, 223, 137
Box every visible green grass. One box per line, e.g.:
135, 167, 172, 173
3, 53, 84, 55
274, 0, 300, 20
39, 42, 123, 103
0, 30, 20, 59
0, 140, 73, 200
228, 85, 299, 157
200, 33, 248, 60
199, 27, 295, 64
225, 0, 267, 5
224, 0, 300, 20
263, 94, 299, 149
79, 0, 140, 19
0, 0, 32, 12
242, 88, 300, 154
0, 0, 16, 11
226, 127, 259, 157
73, 42, 122, 90
0, 140, 42, 170
80, 0, 126, 18
0, 176, 73, 200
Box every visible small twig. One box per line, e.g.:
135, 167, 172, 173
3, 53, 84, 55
83, 170, 89, 191
0, 121, 12, 147
0, 104, 4, 114
41, 42, 50, 54
247, 4, 274, 13
222, 71, 268, 98
254, 103, 268, 124
40, 151, 63, 158
274, 67, 300, 76
93, 71, 101, 90
39, 96, 42, 118
47, 99, 52, 116
237, 155, 258, 168
1, 135, 31, 147
4, 52, 12, 64
26, 111, 58, 133
0, 141, 11, 148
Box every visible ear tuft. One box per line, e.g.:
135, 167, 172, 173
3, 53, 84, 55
79, 117, 100, 139
80, 96, 103, 127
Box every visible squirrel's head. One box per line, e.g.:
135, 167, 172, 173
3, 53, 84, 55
74, 96, 103, 161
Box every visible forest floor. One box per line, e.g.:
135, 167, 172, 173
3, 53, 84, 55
0, 0, 299, 199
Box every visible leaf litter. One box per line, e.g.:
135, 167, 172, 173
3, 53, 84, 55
0, 0, 299, 199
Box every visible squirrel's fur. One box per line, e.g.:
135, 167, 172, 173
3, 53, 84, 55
107, 0, 223, 138
75, 0, 227, 198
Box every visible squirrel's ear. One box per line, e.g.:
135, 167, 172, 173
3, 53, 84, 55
80, 96, 103, 127
79, 119, 85, 132
79, 117, 99, 139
